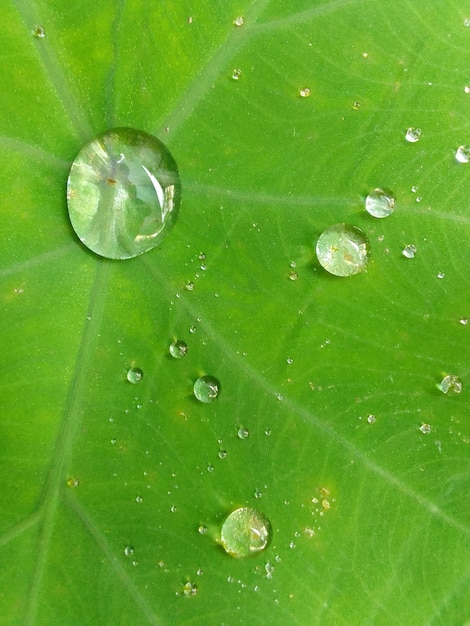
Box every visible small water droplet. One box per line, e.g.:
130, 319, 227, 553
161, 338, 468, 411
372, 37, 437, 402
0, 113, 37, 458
233, 15, 245, 26
299, 87, 311, 98
365, 188, 395, 218
232, 68, 242, 80
127, 367, 143, 384
169, 340, 188, 359
198, 525, 208, 535
66, 128, 181, 259
135, 495, 143, 503
264, 429, 271, 436
218, 450, 228, 459
402, 244, 417, 259
419, 423, 431, 434
316, 223, 369, 276
189, 325, 197, 334
411, 185, 418, 193
124, 545, 134, 557
464, 18, 470, 27
32, 25, 46, 38
254, 489, 262, 499
110, 438, 117, 445
367, 414, 376, 424
182, 581, 198, 597
193, 375, 221, 403
286, 357, 294, 365
459, 318, 469, 326
207, 463, 214, 473
220, 507, 272, 558
288, 270, 298, 281
437, 272, 445, 279
437, 374, 462, 395
465, 86, 470, 94
170, 504, 177, 513
66, 477, 80, 488
405, 127, 422, 143
237, 427, 249, 439
455, 145, 470, 163
352, 101, 361, 110
185, 281, 195, 291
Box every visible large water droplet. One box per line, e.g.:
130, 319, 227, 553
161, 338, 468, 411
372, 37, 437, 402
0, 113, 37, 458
169, 340, 188, 359
365, 188, 395, 218
437, 374, 462, 395
193, 375, 220, 403
67, 127, 181, 259
220, 507, 272, 558
316, 223, 369, 277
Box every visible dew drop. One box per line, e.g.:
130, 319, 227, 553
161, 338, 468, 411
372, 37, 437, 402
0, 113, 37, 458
419, 423, 431, 434
365, 188, 395, 218
169, 340, 188, 359
237, 427, 249, 439
455, 145, 470, 163
402, 244, 417, 259
193, 375, 221, 403
32, 25, 46, 38
316, 223, 369, 277
124, 545, 134, 557
437, 272, 445, 279
464, 18, 470, 27
254, 489, 263, 499
198, 525, 208, 535
218, 450, 228, 459
232, 68, 242, 80
233, 15, 245, 26
220, 507, 272, 558
405, 127, 422, 143
189, 325, 197, 334
126, 367, 143, 384
185, 281, 195, 291
288, 271, 298, 281
367, 414, 376, 424
437, 374, 462, 395
182, 581, 198, 597
465, 86, 470, 94
459, 318, 469, 326
299, 87, 311, 98
352, 101, 361, 110
66, 477, 80, 488
66, 128, 181, 259
135, 496, 143, 503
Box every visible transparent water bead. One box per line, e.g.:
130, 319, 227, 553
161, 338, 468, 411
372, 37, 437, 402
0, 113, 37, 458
32, 25, 46, 38
67, 127, 181, 259
365, 188, 395, 218
299, 87, 311, 98
437, 375, 462, 395
220, 507, 272, 558
232, 68, 242, 80
233, 15, 245, 26
127, 367, 143, 384
405, 127, 422, 143
169, 340, 188, 359
402, 244, 417, 259
193, 375, 220, 403
455, 145, 470, 163
316, 223, 369, 277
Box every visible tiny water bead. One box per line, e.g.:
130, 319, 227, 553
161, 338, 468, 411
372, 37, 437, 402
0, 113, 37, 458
220, 507, 272, 558
316, 223, 369, 277
419, 423, 431, 434
437, 374, 462, 395
405, 127, 422, 143
232, 68, 242, 80
67, 127, 181, 259
32, 25, 46, 38
124, 546, 135, 557
169, 340, 188, 359
365, 188, 395, 218
455, 145, 470, 163
402, 244, 417, 259
299, 87, 311, 98
126, 367, 143, 384
237, 427, 249, 439
233, 15, 245, 26
182, 582, 198, 598
193, 375, 221, 403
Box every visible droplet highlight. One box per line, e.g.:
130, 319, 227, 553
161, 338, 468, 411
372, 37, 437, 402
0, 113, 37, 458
365, 188, 395, 218
405, 127, 422, 143
455, 145, 470, 163
220, 507, 272, 558
299, 87, 311, 98
169, 340, 188, 359
402, 244, 417, 259
67, 127, 181, 259
193, 375, 220, 403
316, 223, 369, 277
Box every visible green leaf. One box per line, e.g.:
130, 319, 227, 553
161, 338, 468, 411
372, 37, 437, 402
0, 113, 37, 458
2, 1, 470, 624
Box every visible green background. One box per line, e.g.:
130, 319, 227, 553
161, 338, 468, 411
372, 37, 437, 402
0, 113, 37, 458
1, 0, 470, 624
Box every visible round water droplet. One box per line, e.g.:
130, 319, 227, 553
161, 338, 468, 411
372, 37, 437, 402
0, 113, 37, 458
169, 340, 188, 359
405, 127, 422, 143
419, 423, 431, 434
365, 188, 395, 218
316, 223, 369, 277
66, 477, 80, 488
232, 68, 242, 80
124, 545, 134, 557
465, 86, 470, 94
352, 101, 361, 110
193, 375, 220, 403
455, 145, 470, 163
67, 127, 181, 259
233, 15, 245, 26
220, 507, 272, 558
135, 495, 143, 503
32, 25, 46, 38
459, 318, 469, 326
198, 525, 208, 535
182, 581, 198, 597
189, 325, 197, 334
218, 450, 228, 459
127, 367, 143, 384
299, 87, 311, 98
237, 427, 249, 439
402, 244, 417, 259
288, 270, 298, 281
185, 281, 195, 291
367, 414, 376, 424
437, 374, 462, 395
